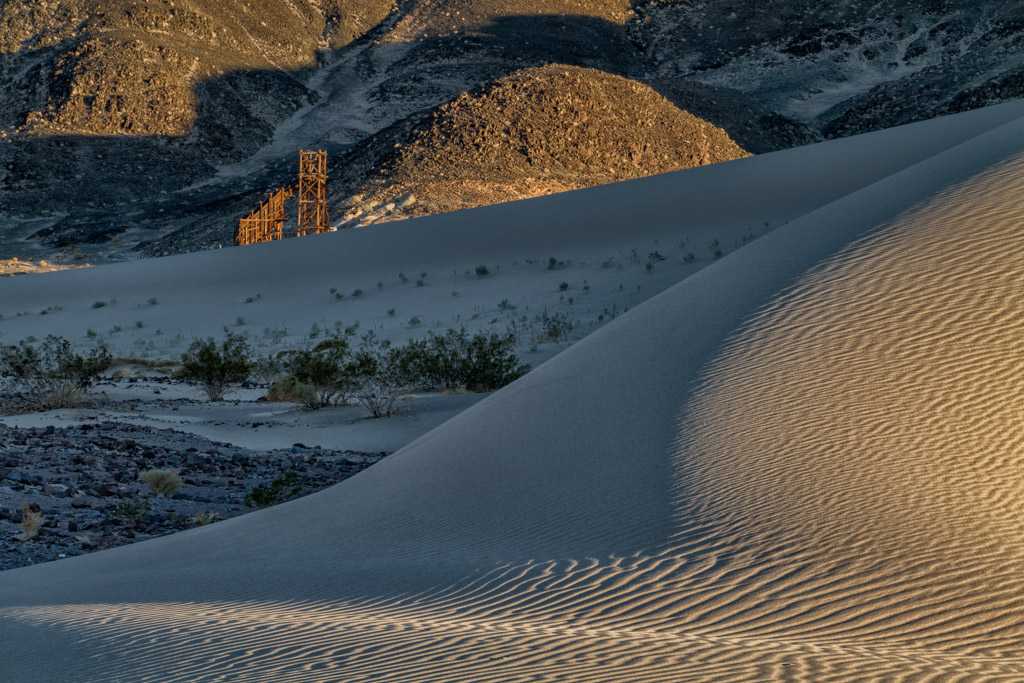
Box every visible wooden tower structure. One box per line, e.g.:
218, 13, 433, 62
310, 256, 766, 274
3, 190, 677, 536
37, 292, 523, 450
296, 149, 330, 237
235, 187, 294, 246
234, 149, 329, 246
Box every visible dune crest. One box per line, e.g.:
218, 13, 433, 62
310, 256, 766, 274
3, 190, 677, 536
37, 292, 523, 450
3, 104, 1024, 682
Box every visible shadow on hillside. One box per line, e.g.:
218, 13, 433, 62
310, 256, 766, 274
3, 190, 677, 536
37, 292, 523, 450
0, 10, 798, 258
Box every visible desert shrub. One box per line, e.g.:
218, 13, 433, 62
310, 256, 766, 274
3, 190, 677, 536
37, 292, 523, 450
399, 328, 527, 392
265, 375, 318, 407
535, 311, 574, 343
252, 352, 286, 385
192, 511, 221, 527
284, 332, 360, 409
178, 333, 252, 401
139, 469, 182, 497
474, 264, 490, 277
349, 333, 417, 418
0, 336, 112, 408
245, 471, 303, 508
18, 503, 43, 541
111, 498, 150, 527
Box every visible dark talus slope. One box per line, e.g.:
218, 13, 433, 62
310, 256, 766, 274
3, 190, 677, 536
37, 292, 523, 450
333, 64, 748, 226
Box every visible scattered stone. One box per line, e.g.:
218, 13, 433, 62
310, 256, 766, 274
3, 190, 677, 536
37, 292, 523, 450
0, 422, 387, 571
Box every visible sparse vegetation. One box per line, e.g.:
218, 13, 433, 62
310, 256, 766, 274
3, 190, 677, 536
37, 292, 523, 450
0, 336, 112, 409
264, 326, 528, 416
402, 328, 528, 392
192, 511, 221, 527
253, 353, 285, 385
348, 333, 416, 418
110, 498, 151, 528
536, 311, 574, 343
139, 469, 183, 497
284, 332, 360, 409
18, 504, 43, 541
475, 265, 491, 278
245, 471, 303, 508
178, 333, 252, 401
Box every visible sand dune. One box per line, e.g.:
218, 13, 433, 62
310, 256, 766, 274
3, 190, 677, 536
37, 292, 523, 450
3, 101, 1024, 681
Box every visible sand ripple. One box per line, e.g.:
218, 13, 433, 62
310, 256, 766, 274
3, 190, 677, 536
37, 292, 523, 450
6, 127, 1024, 683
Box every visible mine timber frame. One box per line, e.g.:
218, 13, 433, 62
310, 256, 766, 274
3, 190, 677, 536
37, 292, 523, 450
234, 149, 330, 246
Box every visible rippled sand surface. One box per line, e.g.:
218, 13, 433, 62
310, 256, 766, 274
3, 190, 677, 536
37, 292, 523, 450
3, 104, 1024, 682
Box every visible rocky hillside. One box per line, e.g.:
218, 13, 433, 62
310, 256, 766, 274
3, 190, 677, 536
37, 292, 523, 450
335, 65, 748, 225
0, 0, 394, 138
0, 0, 1021, 261
632, 0, 1024, 135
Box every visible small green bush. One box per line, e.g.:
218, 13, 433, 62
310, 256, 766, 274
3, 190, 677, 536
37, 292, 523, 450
245, 471, 303, 508
284, 333, 359, 409
111, 498, 151, 527
401, 328, 528, 392
0, 336, 112, 408
178, 333, 252, 401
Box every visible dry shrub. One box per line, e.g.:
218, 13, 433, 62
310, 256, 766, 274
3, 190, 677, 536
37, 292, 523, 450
192, 511, 221, 527
266, 376, 318, 409
18, 504, 43, 541
139, 469, 182, 497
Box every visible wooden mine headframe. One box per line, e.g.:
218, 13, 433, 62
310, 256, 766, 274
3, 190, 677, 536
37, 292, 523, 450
234, 149, 329, 246
296, 149, 330, 237
235, 186, 295, 246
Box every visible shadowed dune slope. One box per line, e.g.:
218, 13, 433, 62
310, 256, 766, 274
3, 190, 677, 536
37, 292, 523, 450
3, 101, 1024, 681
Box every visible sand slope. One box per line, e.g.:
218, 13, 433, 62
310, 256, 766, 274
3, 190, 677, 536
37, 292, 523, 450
3, 101, 1024, 681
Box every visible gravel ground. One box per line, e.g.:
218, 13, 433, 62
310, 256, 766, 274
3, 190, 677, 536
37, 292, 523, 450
0, 421, 385, 571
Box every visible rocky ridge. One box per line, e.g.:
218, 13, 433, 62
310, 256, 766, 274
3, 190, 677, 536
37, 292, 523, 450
335, 65, 749, 226
0, 1, 1021, 259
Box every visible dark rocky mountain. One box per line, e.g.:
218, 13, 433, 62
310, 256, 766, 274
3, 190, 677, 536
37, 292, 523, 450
0, 1, 1020, 261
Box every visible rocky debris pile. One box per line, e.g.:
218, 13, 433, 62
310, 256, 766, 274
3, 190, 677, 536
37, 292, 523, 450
0, 422, 385, 571
335, 64, 749, 225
